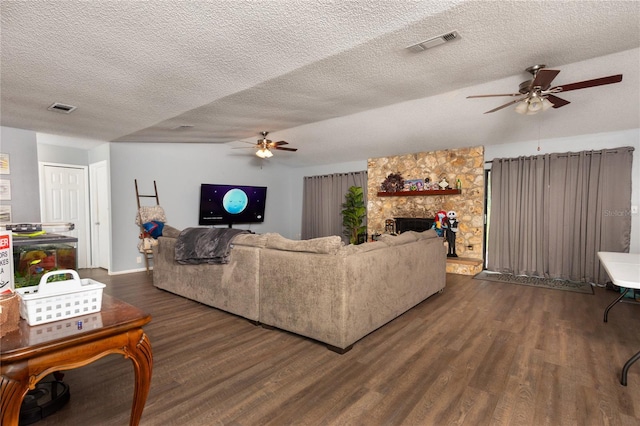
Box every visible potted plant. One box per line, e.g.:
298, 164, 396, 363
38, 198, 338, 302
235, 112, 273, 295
342, 186, 367, 245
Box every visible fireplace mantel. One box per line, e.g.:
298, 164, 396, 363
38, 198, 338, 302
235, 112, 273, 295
377, 189, 461, 197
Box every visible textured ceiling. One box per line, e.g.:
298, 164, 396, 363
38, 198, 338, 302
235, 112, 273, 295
1, 1, 639, 166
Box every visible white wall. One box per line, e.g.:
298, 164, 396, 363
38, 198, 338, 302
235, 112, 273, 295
109, 143, 296, 273
0, 127, 40, 222
37, 133, 108, 165
37, 143, 88, 165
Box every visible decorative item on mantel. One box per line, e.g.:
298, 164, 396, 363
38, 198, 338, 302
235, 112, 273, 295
424, 178, 440, 191
380, 172, 405, 193
438, 175, 450, 190
404, 179, 424, 191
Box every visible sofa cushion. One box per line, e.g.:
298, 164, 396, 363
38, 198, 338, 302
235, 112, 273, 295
408, 229, 439, 240
266, 234, 343, 254
232, 233, 269, 248
377, 232, 418, 246
339, 241, 389, 255
162, 224, 182, 239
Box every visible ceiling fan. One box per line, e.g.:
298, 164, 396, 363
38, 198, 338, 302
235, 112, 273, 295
467, 65, 623, 115
234, 131, 298, 158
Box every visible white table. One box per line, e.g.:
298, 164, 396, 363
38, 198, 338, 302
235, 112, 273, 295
598, 251, 640, 385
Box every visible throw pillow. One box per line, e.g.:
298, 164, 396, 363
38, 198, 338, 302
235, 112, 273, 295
143, 221, 165, 238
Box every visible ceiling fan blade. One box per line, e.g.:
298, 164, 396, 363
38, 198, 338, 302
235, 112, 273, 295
483, 97, 528, 114
274, 147, 298, 152
467, 93, 521, 98
553, 74, 623, 93
272, 141, 289, 146
531, 69, 560, 90
546, 94, 571, 108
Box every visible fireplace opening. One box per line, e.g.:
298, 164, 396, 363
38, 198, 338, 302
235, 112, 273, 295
394, 217, 434, 234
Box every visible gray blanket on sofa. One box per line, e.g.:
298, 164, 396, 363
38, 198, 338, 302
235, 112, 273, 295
175, 227, 249, 264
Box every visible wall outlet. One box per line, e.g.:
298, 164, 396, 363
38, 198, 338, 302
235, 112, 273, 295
632, 205, 639, 215
136, 256, 142, 264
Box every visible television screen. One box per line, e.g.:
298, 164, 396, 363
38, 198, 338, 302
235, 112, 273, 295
199, 184, 267, 225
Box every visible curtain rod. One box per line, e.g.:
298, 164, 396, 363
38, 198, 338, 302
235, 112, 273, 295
486, 147, 634, 163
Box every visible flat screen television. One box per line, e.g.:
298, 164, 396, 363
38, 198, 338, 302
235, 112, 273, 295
198, 184, 267, 226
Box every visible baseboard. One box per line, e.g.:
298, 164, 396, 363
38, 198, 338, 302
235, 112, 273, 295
108, 267, 151, 275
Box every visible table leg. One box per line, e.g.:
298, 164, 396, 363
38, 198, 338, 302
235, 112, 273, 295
621, 349, 640, 386
604, 288, 629, 323
125, 331, 153, 426
0, 375, 30, 426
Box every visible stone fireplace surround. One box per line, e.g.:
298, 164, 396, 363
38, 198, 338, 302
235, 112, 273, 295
367, 146, 485, 275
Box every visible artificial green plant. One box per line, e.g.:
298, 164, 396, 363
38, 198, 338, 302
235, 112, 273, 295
341, 186, 367, 245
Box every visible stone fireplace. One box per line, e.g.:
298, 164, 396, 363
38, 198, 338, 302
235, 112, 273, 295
367, 146, 485, 275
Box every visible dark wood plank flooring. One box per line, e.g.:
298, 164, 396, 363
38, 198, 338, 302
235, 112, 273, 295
32, 270, 640, 425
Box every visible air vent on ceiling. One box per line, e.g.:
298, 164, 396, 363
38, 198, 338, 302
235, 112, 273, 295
47, 102, 77, 114
406, 30, 460, 53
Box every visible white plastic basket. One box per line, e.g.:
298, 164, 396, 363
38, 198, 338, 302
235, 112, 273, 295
16, 270, 106, 326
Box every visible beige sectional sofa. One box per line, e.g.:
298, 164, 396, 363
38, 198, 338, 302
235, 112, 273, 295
152, 228, 446, 352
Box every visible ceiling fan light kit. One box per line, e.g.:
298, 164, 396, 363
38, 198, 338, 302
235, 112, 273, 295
515, 95, 554, 115
468, 64, 622, 115
256, 148, 273, 158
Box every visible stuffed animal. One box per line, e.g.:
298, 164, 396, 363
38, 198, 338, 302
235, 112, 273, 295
446, 210, 459, 257
431, 210, 448, 237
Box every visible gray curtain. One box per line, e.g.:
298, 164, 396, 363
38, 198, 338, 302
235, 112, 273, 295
301, 171, 367, 240
488, 147, 633, 284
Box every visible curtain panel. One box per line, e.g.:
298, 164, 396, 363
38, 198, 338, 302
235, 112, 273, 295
301, 171, 367, 241
488, 147, 633, 284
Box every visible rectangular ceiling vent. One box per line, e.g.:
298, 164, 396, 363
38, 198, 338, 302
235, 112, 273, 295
47, 102, 77, 114
406, 30, 460, 53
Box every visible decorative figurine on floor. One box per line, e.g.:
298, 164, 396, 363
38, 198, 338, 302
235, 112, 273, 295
431, 210, 448, 238
446, 210, 459, 257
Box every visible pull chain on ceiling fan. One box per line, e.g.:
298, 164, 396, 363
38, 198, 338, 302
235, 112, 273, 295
467, 65, 623, 115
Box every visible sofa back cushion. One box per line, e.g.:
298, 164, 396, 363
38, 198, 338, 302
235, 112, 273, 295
377, 232, 418, 246
266, 234, 343, 254
161, 224, 182, 239
408, 229, 439, 240
377, 229, 439, 246
339, 241, 389, 255
232, 233, 269, 248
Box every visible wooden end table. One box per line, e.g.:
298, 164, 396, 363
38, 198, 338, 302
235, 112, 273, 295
1, 295, 152, 425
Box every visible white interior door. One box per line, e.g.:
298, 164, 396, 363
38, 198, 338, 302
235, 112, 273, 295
40, 163, 90, 268
90, 161, 110, 270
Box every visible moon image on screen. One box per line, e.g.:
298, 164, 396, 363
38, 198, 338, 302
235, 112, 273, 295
223, 189, 249, 214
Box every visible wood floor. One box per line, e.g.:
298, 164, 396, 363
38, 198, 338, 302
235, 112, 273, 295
32, 269, 640, 426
